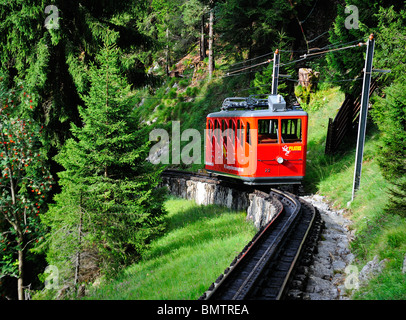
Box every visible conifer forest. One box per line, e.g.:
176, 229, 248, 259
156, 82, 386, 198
0, 0, 405, 302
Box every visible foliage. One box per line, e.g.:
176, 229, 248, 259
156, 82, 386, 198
0, 0, 150, 149
0, 80, 52, 298
368, 5, 406, 218
139, 0, 207, 66
42, 39, 167, 287
370, 78, 406, 181
216, 0, 304, 57
373, 5, 406, 83
82, 198, 256, 300
370, 77, 406, 218
249, 32, 293, 96
304, 84, 406, 300
326, 0, 404, 95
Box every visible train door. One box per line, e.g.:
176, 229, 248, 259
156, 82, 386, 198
236, 119, 244, 168
279, 118, 306, 177
257, 118, 280, 177
225, 119, 236, 166
222, 119, 228, 165
205, 119, 215, 167
214, 119, 222, 167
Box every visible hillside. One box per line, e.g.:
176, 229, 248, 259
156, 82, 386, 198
132, 62, 406, 299
1, 0, 405, 301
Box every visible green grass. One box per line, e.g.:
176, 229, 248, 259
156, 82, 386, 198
85, 197, 257, 300
134, 73, 406, 300
304, 86, 406, 299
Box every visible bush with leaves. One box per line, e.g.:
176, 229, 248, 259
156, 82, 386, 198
370, 77, 406, 218
369, 5, 406, 218
0, 82, 53, 300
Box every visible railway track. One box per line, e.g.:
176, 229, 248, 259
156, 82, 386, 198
161, 169, 322, 300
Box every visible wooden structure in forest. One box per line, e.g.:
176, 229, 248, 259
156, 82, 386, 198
325, 78, 378, 155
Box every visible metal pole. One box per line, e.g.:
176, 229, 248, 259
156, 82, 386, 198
351, 34, 375, 202
271, 49, 280, 95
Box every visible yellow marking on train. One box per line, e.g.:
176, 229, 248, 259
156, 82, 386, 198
288, 146, 302, 151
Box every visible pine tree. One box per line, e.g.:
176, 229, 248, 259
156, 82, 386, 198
369, 5, 406, 218
44, 37, 167, 286
0, 0, 152, 177
326, 0, 404, 95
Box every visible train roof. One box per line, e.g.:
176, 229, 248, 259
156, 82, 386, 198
207, 94, 307, 118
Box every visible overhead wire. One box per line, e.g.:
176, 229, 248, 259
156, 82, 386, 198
299, 42, 366, 59
134, 31, 369, 101
225, 58, 273, 76
227, 51, 275, 68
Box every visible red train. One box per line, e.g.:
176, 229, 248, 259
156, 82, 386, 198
205, 94, 308, 185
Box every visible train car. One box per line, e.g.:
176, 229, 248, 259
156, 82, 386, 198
205, 94, 308, 185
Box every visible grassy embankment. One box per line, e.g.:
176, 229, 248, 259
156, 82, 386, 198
303, 86, 406, 299
86, 198, 256, 299
85, 57, 257, 300
87, 61, 405, 299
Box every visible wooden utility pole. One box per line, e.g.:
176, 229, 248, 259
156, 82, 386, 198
351, 34, 375, 201
200, 14, 206, 61
208, 2, 214, 78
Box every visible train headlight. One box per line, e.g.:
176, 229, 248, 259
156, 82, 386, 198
276, 157, 284, 164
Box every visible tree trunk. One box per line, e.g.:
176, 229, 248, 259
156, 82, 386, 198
208, 8, 214, 78
74, 202, 83, 288
200, 14, 206, 61
166, 27, 170, 75
17, 241, 24, 300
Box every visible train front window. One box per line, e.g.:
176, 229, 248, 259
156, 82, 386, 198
281, 119, 302, 143
258, 119, 278, 144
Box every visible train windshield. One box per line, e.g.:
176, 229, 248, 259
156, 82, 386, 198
281, 119, 302, 143
258, 119, 278, 144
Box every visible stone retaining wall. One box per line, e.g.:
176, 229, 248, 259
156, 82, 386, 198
161, 176, 278, 229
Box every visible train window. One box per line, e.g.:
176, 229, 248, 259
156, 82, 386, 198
246, 122, 251, 145
215, 119, 220, 140
258, 119, 278, 144
238, 120, 244, 147
281, 119, 302, 143
231, 120, 236, 144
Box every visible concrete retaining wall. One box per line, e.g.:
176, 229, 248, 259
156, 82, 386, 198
161, 176, 279, 229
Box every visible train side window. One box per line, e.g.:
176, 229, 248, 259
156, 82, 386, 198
258, 119, 278, 144
246, 122, 251, 145
281, 119, 302, 143
237, 120, 243, 147
215, 119, 220, 141
223, 119, 228, 148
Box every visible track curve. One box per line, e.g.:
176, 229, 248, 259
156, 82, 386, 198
161, 169, 322, 300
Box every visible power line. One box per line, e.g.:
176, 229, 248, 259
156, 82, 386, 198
300, 0, 319, 24
135, 33, 369, 100
226, 58, 273, 76
283, 77, 364, 83
227, 51, 275, 68
299, 42, 366, 59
